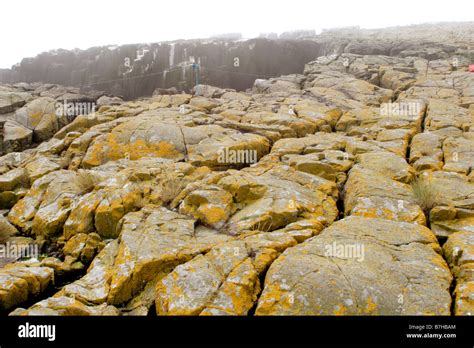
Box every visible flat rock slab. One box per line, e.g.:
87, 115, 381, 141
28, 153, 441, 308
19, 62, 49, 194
9, 296, 119, 316
0, 90, 31, 114
155, 231, 301, 316
107, 207, 231, 305
443, 232, 474, 315
255, 216, 452, 315
0, 264, 54, 311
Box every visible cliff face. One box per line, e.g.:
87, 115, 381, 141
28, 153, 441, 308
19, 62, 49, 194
1, 23, 473, 100
0, 39, 327, 100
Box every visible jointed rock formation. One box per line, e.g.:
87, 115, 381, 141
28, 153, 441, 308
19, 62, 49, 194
0, 23, 473, 316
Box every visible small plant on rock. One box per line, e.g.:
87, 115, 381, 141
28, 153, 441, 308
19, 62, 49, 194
76, 170, 99, 194
158, 171, 187, 205
249, 218, 274, 233
411, 177, 440, 216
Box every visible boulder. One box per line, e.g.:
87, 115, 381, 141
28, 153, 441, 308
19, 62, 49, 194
443, 232, 474, 315
217, 169, 338, 235
256, 217, 452, 315
442, 135, 474, 175
0, 90, 31, 114
3, 121, 33, 153
106, 207, 231, 305
13, 97, 64, 142
0, 167, 29, 209
8, 170, 88, 238
304, 71, 393, 108
80, 116, 271, 170
253, 75, 304, 95
96, 95, 123, 107
63, 232, 104, 265
193, 85, 229, 98
0, 264, 54, 311
10, 296, 119, 316
0, 215, 18, 242
60, 240, 118, 305
156, 231, 301, 315
344, 167, 425, 225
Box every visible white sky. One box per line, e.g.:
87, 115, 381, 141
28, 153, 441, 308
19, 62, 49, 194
1, 0, 473, 68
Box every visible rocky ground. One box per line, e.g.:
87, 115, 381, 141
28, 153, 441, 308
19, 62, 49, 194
0, 29, 473, 315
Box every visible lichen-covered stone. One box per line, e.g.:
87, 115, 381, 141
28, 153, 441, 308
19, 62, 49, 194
107, 207, 231, 305
443, 232, 474, 315
0, 264, 54, 311
256, 217, 452, 315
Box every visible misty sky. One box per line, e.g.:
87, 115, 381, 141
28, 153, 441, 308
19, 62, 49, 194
1, 0, 472, 68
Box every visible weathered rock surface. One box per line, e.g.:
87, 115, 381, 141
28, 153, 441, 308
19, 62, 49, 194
0, 263, 54, 311
0, 215, 18, 242
8, 170, 90, 238
10, 296, 119, 316
1, 23, 473, 316
443, 232, 474, 315
46, 240, 119, 307
107, 207, 231, 305
255, 217, 452, 315
0, 88, 31, 114
155, 231, 302, 315
0, 84, 107, 155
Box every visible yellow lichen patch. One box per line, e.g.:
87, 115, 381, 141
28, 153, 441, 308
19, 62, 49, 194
351, 208, 383, 219
94, 197, 126, 239
333, 304, 347, 315
121, 190, 143, 211
229, 281, 260, 315
221, 283, 257, 315
29, 111, 44, 128
198, 205, 227, 226
252, 249, 279, 274
453, 281, 474, 315
201, 259, 260, 315
254, 283, 286, 315
64, 192, 104, 239
352, 206, 426, 225
128, 139, 180, 161
155, 279, 187, 315
364, 296, 378, 314
82, 133, 182, 168
179, 187, 235, 229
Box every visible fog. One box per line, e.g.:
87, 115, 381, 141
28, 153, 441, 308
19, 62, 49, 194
1, 0, 472, 68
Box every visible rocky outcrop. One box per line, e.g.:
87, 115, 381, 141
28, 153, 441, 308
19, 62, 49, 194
256, 217, 452, 315
0, 263, 54, 311
443, 232, 474, 315
0, 83, 107, 156
1, 23, 472, 100
1, 23, 473, 316
155, 230, 303, 315
1, 39, 326, 100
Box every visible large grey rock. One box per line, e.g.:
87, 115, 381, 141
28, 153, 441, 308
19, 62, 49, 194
256, 217, 452, 315
0, 89, 32, 114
